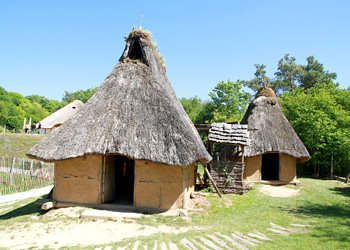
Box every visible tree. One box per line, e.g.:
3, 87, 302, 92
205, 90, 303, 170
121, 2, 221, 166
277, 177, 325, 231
208, 79, 251, 123
299, 56, 337, 89
63, 87, 98, 103
179, 96, 205, 124
240, 64, 272, 93
273, 54, 304, 94
280, 83, 350, 177
19, 100, 49, 124
242, 54, 338, 96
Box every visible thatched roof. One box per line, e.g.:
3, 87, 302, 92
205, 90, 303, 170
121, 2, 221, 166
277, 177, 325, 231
27, 30, 211, 166
208, 123, 250, 146
39, 100, 84, 129
222, 87, 310, 163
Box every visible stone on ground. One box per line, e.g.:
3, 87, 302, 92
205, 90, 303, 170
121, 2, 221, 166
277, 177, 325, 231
197, 236, 223, 250
248, 232, 272, 241
290, 223, 310, 227
234, 231, 262, 243
169, 242, 179, 250
207, 234, 234, 250
133, 240, 141, 250
180, 238, 198, 250
80, 209, 143, 219
270, 222, 300, 233
215, 233, 249, 250
267, 228, 290, 235
230, 232, 257, 246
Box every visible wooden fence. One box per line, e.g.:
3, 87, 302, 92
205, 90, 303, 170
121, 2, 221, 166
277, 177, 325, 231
0, 157, 54, 195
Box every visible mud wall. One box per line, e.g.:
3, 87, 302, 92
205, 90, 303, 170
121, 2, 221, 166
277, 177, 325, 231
280, 154, 297, 182
244, 154, 297, 182
134, 160, 195, 210
54, 155, 102, 204
244, 155, 262, 181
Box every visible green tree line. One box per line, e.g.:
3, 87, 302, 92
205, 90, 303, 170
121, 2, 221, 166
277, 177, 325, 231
0, 87, 97, 130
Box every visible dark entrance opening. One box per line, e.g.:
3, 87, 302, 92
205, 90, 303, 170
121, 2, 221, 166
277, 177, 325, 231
128, 39, 144, 60
104, 155, 134, 205
114, 155, 135, 204
261, 153, 279, 181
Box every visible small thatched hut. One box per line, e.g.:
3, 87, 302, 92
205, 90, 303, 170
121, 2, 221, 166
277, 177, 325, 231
222, 87, 310, 184
39, 100, 84, 134
27, 30, 211, 210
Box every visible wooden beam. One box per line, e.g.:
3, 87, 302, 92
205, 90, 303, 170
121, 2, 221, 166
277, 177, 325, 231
204, 163, 222, 198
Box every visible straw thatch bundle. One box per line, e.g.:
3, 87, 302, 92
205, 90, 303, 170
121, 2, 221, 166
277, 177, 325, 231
222, 87, 310, 162
27, 31, 211, 166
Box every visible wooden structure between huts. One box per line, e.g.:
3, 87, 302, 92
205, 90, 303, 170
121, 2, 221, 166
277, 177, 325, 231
196, 123, 251, 194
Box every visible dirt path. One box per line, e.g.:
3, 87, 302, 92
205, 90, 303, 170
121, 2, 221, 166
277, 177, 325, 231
0, 185, 53, 205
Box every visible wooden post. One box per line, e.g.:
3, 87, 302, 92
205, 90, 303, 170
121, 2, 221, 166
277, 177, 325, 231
101, 156, 106, 203
9, 156, 15, 185
23, 118, 26, 130
204, 163, 222, 198
30, 160, 34, 179
21, 159, 25, 182
241, 146, 245, 163
330, 152, 334, 179
345, 167, 350, 184
182, 166, 188, 209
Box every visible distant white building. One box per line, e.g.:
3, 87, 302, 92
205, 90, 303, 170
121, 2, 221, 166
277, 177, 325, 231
39, 100, 84, 134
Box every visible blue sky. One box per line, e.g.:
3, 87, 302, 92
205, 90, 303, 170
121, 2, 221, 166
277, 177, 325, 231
1, 0, 349, 101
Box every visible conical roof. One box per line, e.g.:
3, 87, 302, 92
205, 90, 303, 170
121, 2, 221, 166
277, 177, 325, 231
222, 87, 310, 163
27, 30, 212, 166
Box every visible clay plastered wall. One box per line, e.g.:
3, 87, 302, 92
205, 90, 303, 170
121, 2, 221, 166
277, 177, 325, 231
134, 160, 190, 210
244, 155, 262, 181
186, 164, 196, 196
280, 154, 297, 182
55, 155, 102, 204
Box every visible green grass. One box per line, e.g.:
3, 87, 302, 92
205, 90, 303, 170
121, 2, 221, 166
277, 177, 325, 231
0, 133, 46, 159
1, 178, 349, 249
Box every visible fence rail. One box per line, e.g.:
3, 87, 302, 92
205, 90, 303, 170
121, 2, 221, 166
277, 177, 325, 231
0, 156, 54, 195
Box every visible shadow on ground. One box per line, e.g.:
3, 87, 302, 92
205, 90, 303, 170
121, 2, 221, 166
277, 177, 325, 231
285, 185, 350, 246
0, 195, 49, 220
330, 186, 350, 198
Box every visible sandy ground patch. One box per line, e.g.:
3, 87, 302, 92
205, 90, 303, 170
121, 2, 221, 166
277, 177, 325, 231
259, 185, 300, 197
0, 204, 206, 250
0, 208, 202, 250
0, 190, 210, 249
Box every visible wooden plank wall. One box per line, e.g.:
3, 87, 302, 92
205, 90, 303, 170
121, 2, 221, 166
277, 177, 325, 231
210, 160, 248, 195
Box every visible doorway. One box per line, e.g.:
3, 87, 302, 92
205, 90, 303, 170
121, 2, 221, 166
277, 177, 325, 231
104, 155, 135, 205
261, 153, 279, 181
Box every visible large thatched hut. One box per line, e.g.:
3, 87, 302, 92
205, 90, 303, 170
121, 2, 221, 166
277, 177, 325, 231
222, 87, 310, 184
27, 30, 211, 210
39, 100, 84, 134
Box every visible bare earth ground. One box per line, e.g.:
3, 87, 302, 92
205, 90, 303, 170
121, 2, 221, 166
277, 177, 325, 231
0, 187, 298, 249
0, 192, 210, 250
0, 206, 205, 250
259, 184, 300, 197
